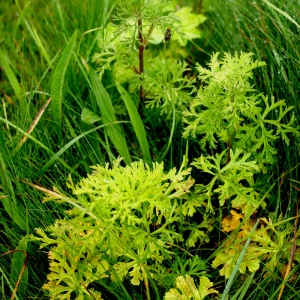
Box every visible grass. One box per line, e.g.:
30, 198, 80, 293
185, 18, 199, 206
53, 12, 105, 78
0, 0, 299, 299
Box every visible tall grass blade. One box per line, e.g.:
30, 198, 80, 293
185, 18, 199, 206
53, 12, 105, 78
51, 30, 78, 141
16, 97, 51, 151
0, 266, 19, 300
229, 271, 255, 300
116, 83, 151, 164
89, 68, 131, 165
36, 123, 128, 176
81, 107, 102, 124
0, 135, 27, 230
0, 193, 27, 231
30, 25, 53, 68
0, 117, 74, 176
0, 48, 22, 102
263, 0, 300, 29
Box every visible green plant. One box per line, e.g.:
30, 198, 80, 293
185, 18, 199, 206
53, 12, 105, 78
31, 157, 196, 299
183, 52, 298, 214
142, 58, 196, 119
180, 51, 299, 293
92, 0, 206, 108
183, 52, 296, 165
2, 0, 300, 299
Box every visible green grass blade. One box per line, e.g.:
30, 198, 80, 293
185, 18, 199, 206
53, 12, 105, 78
229, 271, 255, 300
0, 192, 27, 231
51, 30, 78, 141
0, 117, 74, 176
0, 142, 27, 231
0, 48, 22, 101
10, 235, 29, 298
0, 266, 19, 300
116, 83, 151, 164
89, 68, 131, 165
81, 107, 102, 124
263, 0, 300, 29
36, 122, 128, 176
24, 23, 53, 68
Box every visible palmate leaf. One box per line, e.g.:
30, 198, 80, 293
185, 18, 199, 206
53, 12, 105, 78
181, 193, 206, 217
213, 217, 297, 279
72, 157, 193, 226
185, 222, 211, 247
192, 149, 259, 213
212, 244, 262, 279
164, 275, 218, 300
172, 7, 207, 46
182, 88, 225, 149
236, 95, 297, 165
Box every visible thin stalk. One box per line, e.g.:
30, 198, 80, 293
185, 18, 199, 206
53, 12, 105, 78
138, 18, 144, 105
197, 0, 203, 14
141, 264, 151, 300
160, 42, 176, 161
136, 22, 154, 111
226, 132, 234, 164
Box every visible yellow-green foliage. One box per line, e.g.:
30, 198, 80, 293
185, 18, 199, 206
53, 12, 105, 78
30, 51, 299, 299
31, 158, 195, 299
213, 214, 300, 279
164, 275, 218, 300
183, 52, 297, 168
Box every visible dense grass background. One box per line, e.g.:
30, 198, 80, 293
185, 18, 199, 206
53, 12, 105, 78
0, 0, 299, 299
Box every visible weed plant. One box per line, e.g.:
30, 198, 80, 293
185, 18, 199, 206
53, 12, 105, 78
0, 0, 299, 299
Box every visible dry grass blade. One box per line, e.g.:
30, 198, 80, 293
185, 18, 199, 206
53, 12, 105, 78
0, 89, 15, 105
15, 97, 51, 151
19, 178, 60, 197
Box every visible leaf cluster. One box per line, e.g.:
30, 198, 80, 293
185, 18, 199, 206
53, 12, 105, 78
192, 148, 261, 214
31, 157, 200, 298
183, 52, 297, 168
143, 58, 196, 119
113, 0, 173, 38
213, 213, 300, 280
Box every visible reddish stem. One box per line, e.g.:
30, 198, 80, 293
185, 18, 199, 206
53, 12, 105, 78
138, 18, 144, 104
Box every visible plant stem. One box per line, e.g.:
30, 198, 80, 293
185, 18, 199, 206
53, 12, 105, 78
197, 0, 203, 14
141, 264, 151, 300
138, 18, 144, 106
226, 133, 234, 164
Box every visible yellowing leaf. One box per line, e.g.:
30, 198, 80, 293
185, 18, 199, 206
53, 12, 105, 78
149, 6, 206, 45
129, 265, 143, 285
213, 239, 263, 278
164, 275, 217, 300
221, 210, 244, 232
198, 276, 218, 299
173, 7, 206, 46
